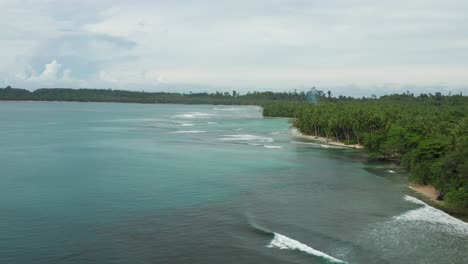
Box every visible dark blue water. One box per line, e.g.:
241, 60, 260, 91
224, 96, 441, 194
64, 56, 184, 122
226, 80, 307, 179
1, 102, 467, 263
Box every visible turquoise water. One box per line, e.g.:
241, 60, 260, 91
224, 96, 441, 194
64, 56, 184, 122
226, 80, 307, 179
0, 102, 467, 264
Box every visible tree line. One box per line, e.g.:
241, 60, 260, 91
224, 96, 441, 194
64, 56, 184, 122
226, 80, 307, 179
0, 87, 307, 105
263, 92, 468, 211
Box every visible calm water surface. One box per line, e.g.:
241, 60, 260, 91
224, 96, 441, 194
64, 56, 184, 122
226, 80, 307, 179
0, 102, 467, 264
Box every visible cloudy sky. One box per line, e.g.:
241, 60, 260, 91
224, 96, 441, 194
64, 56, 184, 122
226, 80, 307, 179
1, 0, 468, 95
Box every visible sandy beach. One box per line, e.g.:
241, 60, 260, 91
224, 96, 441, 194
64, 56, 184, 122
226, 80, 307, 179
409, 184, 439, 202
290, 128, 364, 149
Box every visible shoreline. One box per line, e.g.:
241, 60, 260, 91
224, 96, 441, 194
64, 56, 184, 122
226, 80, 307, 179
290, 129, 364, 149
289, 128, 467, 221
409, 184, 439, 202
409, 184, 468, 221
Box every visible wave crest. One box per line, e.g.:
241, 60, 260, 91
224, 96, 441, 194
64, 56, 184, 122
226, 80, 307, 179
172, 130, 206, 134
264, 145, 283, 149
267, 233, 347, 264
220, 134, 274, 143
395, 195, 468, 236
174, 112, 216, 119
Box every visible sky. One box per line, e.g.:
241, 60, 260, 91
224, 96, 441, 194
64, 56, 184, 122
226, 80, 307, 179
1, 0, 468, 96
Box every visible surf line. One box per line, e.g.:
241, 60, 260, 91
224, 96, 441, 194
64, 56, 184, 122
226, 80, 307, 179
267, 232, 348, 264
246, 212, 347, 263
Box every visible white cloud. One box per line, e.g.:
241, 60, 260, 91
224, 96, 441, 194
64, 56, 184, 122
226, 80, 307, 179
39, 60, 62, 80
1, 0, 468, 95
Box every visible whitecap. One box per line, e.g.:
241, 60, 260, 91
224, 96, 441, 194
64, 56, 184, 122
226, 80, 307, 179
271, 131, 281, 135
172, 130, 206, 134
213, 107, 243, 111
174, 114, 195, 118
219, 134, 274, 143
403, 195, 427, 206
179, 123, 194, 126
264, 145, 283, 149
387, 170, 397, 174
207, 122, 217, 124
267, 233, 347, 264
174, 112, 216, 119
394, 195, 468, 236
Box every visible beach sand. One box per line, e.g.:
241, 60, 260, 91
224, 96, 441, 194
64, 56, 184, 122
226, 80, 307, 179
290, 128, 364, 149
409, 184, 439, 202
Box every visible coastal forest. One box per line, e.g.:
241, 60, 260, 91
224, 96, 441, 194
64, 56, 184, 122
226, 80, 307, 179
1, 86, 467, 211
264, 93, 468, 212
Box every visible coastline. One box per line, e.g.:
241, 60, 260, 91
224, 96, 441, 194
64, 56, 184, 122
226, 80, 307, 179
409, 184, 439, 202
290, 128, 364, 149
289, 128, 467, 221
409, 184, 468, 221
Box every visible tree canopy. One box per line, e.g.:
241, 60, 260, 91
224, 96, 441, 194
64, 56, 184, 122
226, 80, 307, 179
263, 92, 468, 210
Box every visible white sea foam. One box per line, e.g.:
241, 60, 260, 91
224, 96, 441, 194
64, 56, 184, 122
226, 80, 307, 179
236, 128, 243, 131
172, 130, 206, 134
174, 112, 216, 119
220, 134, 274, 143
179, 123, 194, 126
291, 141, 322, 147
271, 131, 281, 135
387, 170, 397, 174
207, 122, 217, 124
213, 107, 244, 111
267, 233, 347, 264
291, 141, 343, 149
403, 195, 427, 206
395, 195, 468, 236
264, 145, 283, 149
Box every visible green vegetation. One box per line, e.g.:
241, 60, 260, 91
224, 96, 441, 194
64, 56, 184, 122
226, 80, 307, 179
0, 86, 307, 105
1, 86, 467, 211
263, 92, 468, 211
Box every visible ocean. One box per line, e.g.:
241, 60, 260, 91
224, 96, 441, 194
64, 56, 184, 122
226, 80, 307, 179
0, 102, 467, 264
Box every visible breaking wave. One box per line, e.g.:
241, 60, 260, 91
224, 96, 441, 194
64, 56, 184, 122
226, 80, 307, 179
219, 134, 274, 143
267, 233, 348, 264
174, 112, 216, 119
395, 195, 468, 236
264, 145, 283, 149
213, 107, 244, 111
246, 214, 347, 264
172, 130, 206, 134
